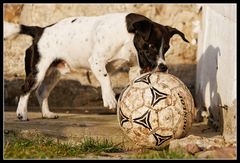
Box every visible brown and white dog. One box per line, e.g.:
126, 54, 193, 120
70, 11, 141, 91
4, 13, 189, 120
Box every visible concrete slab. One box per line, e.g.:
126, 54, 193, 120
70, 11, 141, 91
4, 110, 221, 148
4, 111, 137, 150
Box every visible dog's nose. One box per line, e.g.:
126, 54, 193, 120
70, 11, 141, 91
158, 63, 168, 72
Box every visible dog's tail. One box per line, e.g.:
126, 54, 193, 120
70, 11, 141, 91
4, 21, 44, 39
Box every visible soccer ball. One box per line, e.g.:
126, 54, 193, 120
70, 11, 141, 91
117, 72, 195, 149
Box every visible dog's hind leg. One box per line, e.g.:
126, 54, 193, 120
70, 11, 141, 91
16, 46, 36, 121
35, 67, 61, 119
17, 46, 54, 120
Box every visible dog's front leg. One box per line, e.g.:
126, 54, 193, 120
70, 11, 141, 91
88, 56, 117, 109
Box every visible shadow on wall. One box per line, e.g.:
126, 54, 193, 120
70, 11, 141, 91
167, 63, 196, 102
196, 45, 223, 132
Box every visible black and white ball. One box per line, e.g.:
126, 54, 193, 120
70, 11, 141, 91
117, 72, 195, 149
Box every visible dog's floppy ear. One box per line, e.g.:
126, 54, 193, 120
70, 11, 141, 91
165, 26, 189, 43
126, 13, 152, 41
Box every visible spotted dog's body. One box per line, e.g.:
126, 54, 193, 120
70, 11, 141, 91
4, 13, 189, 120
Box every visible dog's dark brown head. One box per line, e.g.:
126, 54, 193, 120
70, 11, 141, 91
126, 13, 189, 74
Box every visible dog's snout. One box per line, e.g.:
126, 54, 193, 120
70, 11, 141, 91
158, 63, 168, 72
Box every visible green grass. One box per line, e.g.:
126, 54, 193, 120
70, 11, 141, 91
4, 131, 123, 159
4, 131, 195, 159
79, 137, 122, 153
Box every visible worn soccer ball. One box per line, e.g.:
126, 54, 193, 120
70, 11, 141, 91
117, 72, 195, 149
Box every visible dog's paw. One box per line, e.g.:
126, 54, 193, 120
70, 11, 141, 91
16, 111, 28, 121
102, 90, 117, 109
42, 112, 59, 119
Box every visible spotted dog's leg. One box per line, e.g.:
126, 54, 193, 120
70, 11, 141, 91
16, 93, 30, 121
88, 55, 117, 109
17, 46, 54, 120
35, 68, 61, 119
16, 46, 36, 121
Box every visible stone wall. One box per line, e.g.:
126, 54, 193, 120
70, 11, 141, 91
3, 4, 200, 107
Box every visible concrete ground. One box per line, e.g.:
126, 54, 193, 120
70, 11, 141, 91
4, 107, 219, 141
4, 107, 138, 150
3, 107, 236, 159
